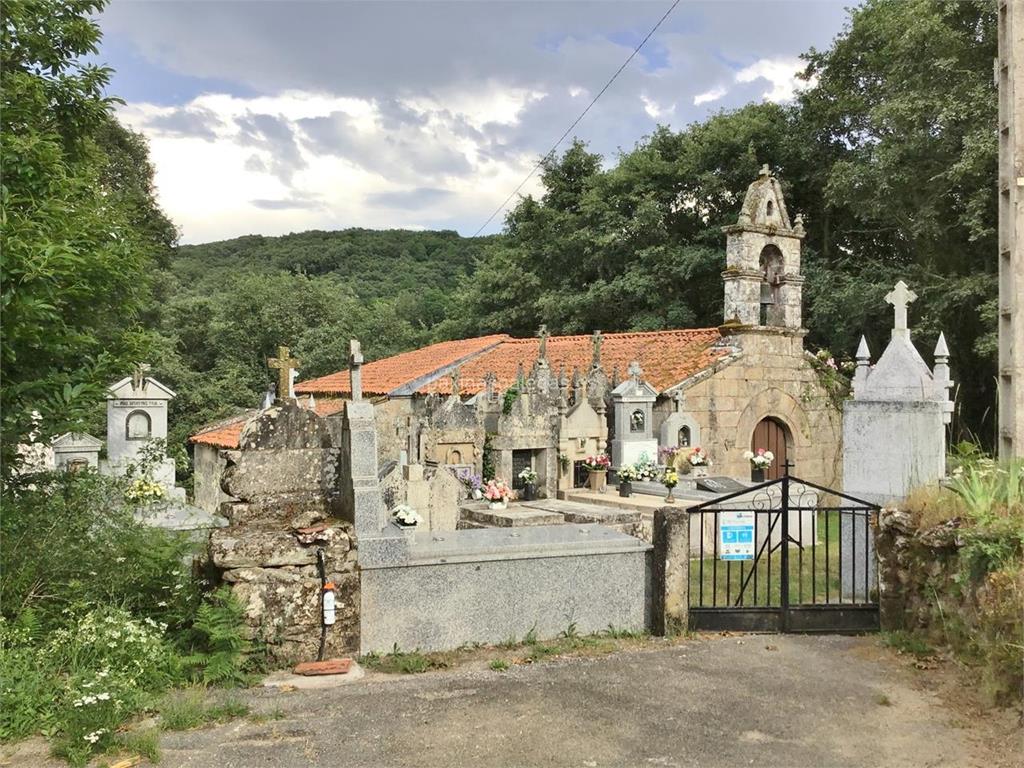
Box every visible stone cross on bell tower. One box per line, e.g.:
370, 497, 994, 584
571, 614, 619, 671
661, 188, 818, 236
268, 346, 299, 404
885, 280, 917, 338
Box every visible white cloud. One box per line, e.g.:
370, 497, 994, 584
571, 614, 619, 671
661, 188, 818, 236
693, 86, 728, 106
117, 89, 545, 244
734, 57, 807, 103
640, 93, 675, 120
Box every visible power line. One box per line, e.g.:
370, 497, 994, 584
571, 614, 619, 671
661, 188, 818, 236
471, 0, 682, 238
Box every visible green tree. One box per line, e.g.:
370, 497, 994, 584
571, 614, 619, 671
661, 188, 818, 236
1, 0, 173, 472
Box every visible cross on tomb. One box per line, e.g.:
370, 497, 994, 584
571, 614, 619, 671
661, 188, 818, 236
627, 360, 643, 384
483, 371, 497, 402
884, 280, 917, 332
131, 362, 151, 392
349, 339, 364, 401
759, 163, 771, 178
673, 390, 685, 413
537, 324, 549, 362
268, 345, 300, 404
591, 330, 603, 369
450, 366, 461, 397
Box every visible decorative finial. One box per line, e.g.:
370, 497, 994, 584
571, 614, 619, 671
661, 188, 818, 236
884, 280, 917, 335
759, 163, 770, 178
934, 332, 949, 360
450, 366, 461, 397
856, 335, 871, 362
627, 360, 643, 384
537, 324, 549, 364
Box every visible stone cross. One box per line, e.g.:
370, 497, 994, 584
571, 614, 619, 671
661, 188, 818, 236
759, 163, 770, 178
591, 330, 603, 369
885, 280, 917, 333
537, 324, 550, 364
349, 339, 364, 401
483, 371, 497, 402
450, 366, 461, 397
627, 360, 643, 385
673, 390, 685, 413
131, 362, 151, 392
268, 345, 300, 404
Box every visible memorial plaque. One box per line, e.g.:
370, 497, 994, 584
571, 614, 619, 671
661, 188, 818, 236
696, 476, 748, 494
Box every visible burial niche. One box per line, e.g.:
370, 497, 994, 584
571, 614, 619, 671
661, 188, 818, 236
759, 244, 784, 326
678, 425, 691, 448
125, 410, 152, 441
630, 409, 646, 433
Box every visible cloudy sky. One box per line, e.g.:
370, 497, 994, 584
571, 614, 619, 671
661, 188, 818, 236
97, 1, 851, 244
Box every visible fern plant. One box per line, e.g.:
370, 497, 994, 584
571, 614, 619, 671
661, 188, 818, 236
182, 587, 251, 686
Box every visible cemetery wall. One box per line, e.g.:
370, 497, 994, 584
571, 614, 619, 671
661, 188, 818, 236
193, 443, 232, 513
876, 508, 1023, 703
657, 330, 841, 485
208, 403, 359, 662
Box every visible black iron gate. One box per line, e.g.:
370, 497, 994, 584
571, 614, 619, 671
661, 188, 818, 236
687, 466, 880, 633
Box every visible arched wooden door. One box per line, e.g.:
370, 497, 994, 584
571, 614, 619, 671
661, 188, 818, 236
751, 417, 789, 480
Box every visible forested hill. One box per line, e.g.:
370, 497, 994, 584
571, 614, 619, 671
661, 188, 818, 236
170, 228, 491, 300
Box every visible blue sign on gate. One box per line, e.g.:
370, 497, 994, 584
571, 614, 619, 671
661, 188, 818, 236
720, 510, 755, 561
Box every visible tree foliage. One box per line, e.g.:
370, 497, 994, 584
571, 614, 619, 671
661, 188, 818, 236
0, 0, 175, 473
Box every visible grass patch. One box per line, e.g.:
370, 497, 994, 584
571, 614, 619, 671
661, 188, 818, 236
689, 510, 857, 607
158, 688, 250, 731
358, 646, 451, 675
874, 694, 893, 707
108, 727, 161, 764
248, 707, 286, 725
488, 659, 509, 672
880, 630, 934, 657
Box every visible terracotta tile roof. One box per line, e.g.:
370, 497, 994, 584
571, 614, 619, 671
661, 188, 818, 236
422, 329, 729, 395
294, 334, 510, 396
189, 399, 346, 449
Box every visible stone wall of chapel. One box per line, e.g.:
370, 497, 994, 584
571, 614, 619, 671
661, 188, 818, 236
655, 332, 842, 487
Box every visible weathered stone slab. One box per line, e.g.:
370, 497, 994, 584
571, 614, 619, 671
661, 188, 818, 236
237, 403, 332, 450
467, 506, 565, 527
221, 448, 338, 500
210, 524, 351, 569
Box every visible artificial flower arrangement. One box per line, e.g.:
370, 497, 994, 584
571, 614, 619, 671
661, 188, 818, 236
518, 467, 538, 485
455, 468, 483, 498
483, 479, 512, 502
617, 464, 639, 482
744, 448, 775, 469
582, 454, 611, 471
661, 467, 679, 489
392, 504, 423, 527
124, 478, 166, 505
687, 447, 709, 467
632, 451, 659, 480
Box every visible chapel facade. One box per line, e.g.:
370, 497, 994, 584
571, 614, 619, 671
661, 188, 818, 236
191, 168, 842, 509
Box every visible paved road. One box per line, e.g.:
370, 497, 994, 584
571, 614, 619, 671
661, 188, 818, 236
154, 634, 990, 768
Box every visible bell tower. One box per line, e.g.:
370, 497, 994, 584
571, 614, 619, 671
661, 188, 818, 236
721, 165, 805, 331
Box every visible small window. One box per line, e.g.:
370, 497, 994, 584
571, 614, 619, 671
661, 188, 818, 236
678, 425, 691, 447
766, 200, 774, 218
630, 409, 646, 433
126, 410, 152, 440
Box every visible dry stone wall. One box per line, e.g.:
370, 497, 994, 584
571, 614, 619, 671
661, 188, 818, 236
209, 403, 358, 662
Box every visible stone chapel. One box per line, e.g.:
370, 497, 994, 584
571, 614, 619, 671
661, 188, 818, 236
190, 168, 843, 510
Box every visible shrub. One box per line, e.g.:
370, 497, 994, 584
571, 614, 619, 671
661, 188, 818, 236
181, 586, 252, 686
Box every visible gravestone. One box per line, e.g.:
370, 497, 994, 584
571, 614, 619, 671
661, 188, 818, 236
105, 364, 183, 500
841, 281, 952, 598
610, 361, 659, 469
51, 432, 102, 472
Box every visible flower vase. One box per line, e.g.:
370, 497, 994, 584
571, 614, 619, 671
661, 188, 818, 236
587, 469, 607, 493
523, 483, 536, 501
472, 488, 483, 500
693, 466, 708, 478
664, 488, 676, 504
618, 480, 632, 498
751, 467, 765, 483
488, 500, 507, 511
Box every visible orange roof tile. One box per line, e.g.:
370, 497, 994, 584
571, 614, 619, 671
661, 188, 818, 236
190, 399, 346, 449
421, 329, 729, 395
295, 334, 509, 396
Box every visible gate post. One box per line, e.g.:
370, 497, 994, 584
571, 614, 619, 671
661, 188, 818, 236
652, 506, 690, 636
780, 461, 792, 632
